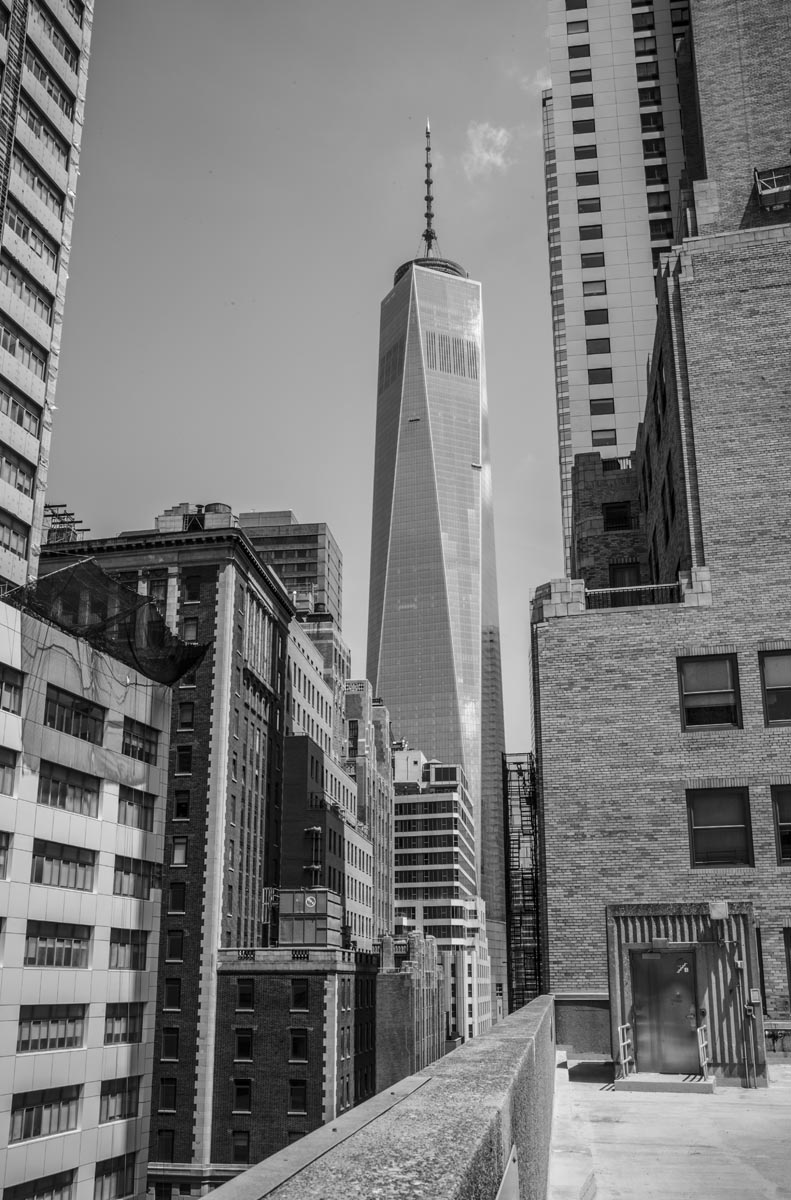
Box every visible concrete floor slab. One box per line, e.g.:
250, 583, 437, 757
550, 1057, 791, 1199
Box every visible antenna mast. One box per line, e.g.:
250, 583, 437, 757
422, 118, 438, 257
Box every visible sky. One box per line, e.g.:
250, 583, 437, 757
47, 0, 562, 751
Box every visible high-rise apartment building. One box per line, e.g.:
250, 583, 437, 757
366, 128, 507, 1009
0, 0, 93, 587
543, 0, 690, 569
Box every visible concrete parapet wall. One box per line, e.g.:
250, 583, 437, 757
209, 996, 556, 1200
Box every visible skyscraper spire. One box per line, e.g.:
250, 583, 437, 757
422, 118, 438, 256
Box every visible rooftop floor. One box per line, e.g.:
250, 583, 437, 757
549, 1057, 791, 1199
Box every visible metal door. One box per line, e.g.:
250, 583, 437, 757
630, 949, 699, 1073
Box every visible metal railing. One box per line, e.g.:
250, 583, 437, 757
618, 1023, 634, 1079
601, 456, 633, 472
586, 581, 681, 609
697, 1024, 711, 1080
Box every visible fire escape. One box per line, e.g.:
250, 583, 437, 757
503, 753, 542, 1011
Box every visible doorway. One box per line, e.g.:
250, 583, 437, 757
630, 949, 700, 1074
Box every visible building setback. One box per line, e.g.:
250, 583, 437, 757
366, 128, 507, 1011
0, 0, 94, 587
532, 0, 791, 1084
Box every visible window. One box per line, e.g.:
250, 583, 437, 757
772, 787, 791, 864
233, 1080, 252, 1112
567, 19, 588, 32
0, 506, 30, 558
566, 0, 587, 8
648, 191, 671, 211
104, 1003, 143, 1045
3, 1171, 75, 1200
634, 36, 657, 53
582, 279, 606, 296
159, 1078, 177, 1111
678, 656, 741, 729
609, 562, 641, 588
174, 790, 190, 820
178, 702, 195, 729
161, 1027, 180, 1060
572, 118, 595, 134
591, 429, 617, 446
15, 98, 69, 172
571, 92, 594, 108
639, 86, 662, 106
641, 111, 664, 132
232, 1131, 250, 1165
109, 929, 147, 970
168, 882, 186, 912
584, 308, 608, 325
645, 164, 669, 184
164, 978, 182, 1010
586, 337, 610, 354
156, 1132, 175, 1163
760, 653, 791, 725
288, 1080, 307, 1113
633, 11, 655, 29
235, 1028, 253, 1060
636, 60, 659, 80
17, 1004, 85, 1052
568, 42, 590, 58
118, 785, 155, 830
166, 930, 184, 961
122, 717, 158, 763
574, 144, 597, 160
0, 379, 41, 437
581, 252, 605, 269
147, 575, 167, 608
10, 147, 63, 222
290, 1029, 308, 1061
588, 367, 613, 384
25, 921, 90, 967
0, 745, 16, 794
171, 836, 188, 866
236, 978, 254, 1010
99, 1078, 139, 1123
578, 196, 601, 213
44, 685, 104, 743
182, 617, 198, 642
589, 396, 615, 415
29, 2, 80, 72
10, 1085, 80, 1142
176, 745, 193, 774
0, 827, 9, 876
31, 839, 95, 890
113, 856, 157, 899
687, 788, 753, 867
291, 978, 309, 1010
38, 761, 99, 818
182, 575, 201, 603
94, 1154, 136, 1200
0, 438, 35, 494
569, 67, 592, 83
603, 502, 633, 531
576, 170, 599, 186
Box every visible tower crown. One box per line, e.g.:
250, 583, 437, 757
394, 122, 466, 286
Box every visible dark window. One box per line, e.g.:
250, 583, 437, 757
586, 337, 610, 354
168, 882, 186, 912
235, 1028, 253, 1060
603, 502, 632, 531
589, 397, 615, 415
609, 562, 641, 587
588, 367, 613, 384
760, 653, 791, 725
643, 139, 666, 159
678, 656, 741, 729
288, 1080, 307, 1113
572, 118, 595, 134
176, 745, 192, 774
166, 930, 183, 960
183, 575, 201, 603
580, 224, 603, 241
161, 1028, 179, 1060
687, 788, 753, 867
567, 19, 589, 33
581, 252, 605, 269
578, 196, 601, 213
576, 170, 599, 186
44, 686, 104, 744
233, 1080, 251, 1112
232, 1131, 250, 1165
571, 92, 594, 109
566, 0, 587, 9
569, 68, 592, 83
178, 702, 195, 730
633, 12, 655, 29
3, 1171, 76, 1200
582, 278, 606, 295
122, 717, 158, 764
636, 60, 659, 80
568, 42, 590, 58
591, 428, 617, 446
772, 787, 791, 864
237, 978, 254, 1010
156, 1131, 175, 1162
0, 745, 15, 795
159, 1078, 177, 1111
290, 1029, 308, 1061
641, 111, 664, 132
94, 1154, 136, 1200
291, 978, 309, 1010
574, 144, 597, 160
645, 164, 669, 184
38, 761, 99, 818
163, 978, 181, 1010
639, 86, 662, 106
174, 790, 190, 819
648, 191, 671, 211
634, 36, 657, 53
585, 308, 609, 324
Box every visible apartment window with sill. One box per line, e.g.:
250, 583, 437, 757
584, 308, 608, 324
636, 60, 659, 80
159, 1078, 177, 1112
232, 1131, 250, 1165
44, 685, 104, 743
566, 0, 587, 8
582, 278, 606, 296
588, 367, 613, 385
122, 717, 158, 764
155, 1132, 175, 1164
568, 42, 590, 58
163, 978, 182, 1010
586, 337, 610, 354
569, 68, 592, 83
572, 118, 595, 134
237, 978, 254, 1010
687, 788, 753, 867
571, 92, 594, 109
178, 702, 195, 730
772, 787, 791, 864
176, 745, 193, 775
165, 930, 184, 961
760, 653, 791, 725
634, 36, 657, 54
645, 164, 669, 184
233, 1080, 252, 1112
678, 656, 741, 729
288, 1080, 307, 1113
589, 397, 615, 416
174, 790, 190, 819
641, 111, 664, 132
578, 196, 601, 213
235, 1029, 253, 1060
290, 1029, 308, 1061
171, 836, 188, 866
291, 978, 309, 1010
591, 428, 616, 446
182, 575, 201, 603
581, 252, 605, 269
161, 1027, 179, 1060
182, 617, 198, 643
168, 882, 186, 912
574, 144, 597, 160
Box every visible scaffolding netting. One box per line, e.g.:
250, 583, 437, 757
5, 559, 210, 686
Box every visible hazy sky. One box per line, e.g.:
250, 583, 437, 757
47, 0, 561, 750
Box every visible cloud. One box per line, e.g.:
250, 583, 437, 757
521, 66, 552, 95
462, 122, 516, 181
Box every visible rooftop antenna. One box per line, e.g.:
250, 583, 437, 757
422, 118, 438, 257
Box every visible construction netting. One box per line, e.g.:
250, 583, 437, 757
5, 559, 210, 686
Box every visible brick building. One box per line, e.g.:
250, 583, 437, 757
532, 0, 791, 1084
375, 931, 448, 1091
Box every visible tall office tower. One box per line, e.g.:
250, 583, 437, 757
239, 511, 343, 628
543, 0, 690, 570
366, 127, 507, 1010
0, 0, 93, 586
